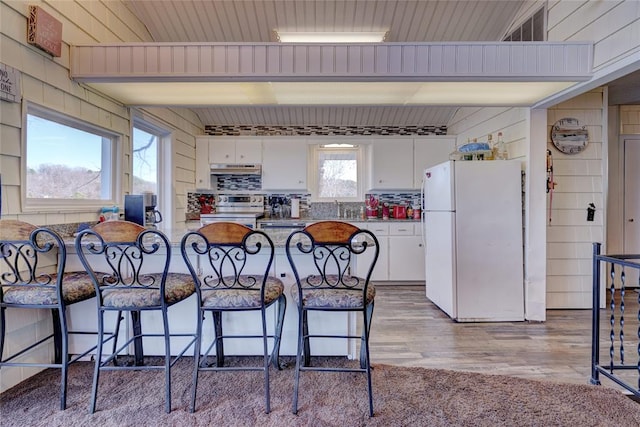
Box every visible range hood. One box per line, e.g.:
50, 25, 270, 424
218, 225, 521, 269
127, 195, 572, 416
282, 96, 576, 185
210, 163, 262, 175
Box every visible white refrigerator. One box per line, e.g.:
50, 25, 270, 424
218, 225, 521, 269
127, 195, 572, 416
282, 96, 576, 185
422, 160, 524, 322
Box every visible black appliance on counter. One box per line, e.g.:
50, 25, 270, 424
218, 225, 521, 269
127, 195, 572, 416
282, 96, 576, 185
124, 193, 162, 227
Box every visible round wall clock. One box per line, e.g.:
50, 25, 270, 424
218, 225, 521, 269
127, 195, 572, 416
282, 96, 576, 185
551, 118, 589, 155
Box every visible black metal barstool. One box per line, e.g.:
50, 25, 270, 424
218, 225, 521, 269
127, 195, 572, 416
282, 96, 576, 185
285, 221, 379, 417
0, 219, 99, 410
180, 222, 286, 413
75, 220, 197, 414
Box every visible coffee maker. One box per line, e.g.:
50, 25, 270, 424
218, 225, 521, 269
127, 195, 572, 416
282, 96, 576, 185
124, 193, 162, 227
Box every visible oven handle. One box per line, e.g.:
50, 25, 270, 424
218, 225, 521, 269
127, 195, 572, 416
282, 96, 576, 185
259, 222, 306, 230
200, 218, 257, 229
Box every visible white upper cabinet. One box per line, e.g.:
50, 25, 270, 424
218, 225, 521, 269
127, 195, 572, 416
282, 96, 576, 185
195, 138, 212, 190
368, 138, 414, 190
262, 138, 308, 191
413, 137, 457, 188
210, 137, 262, 164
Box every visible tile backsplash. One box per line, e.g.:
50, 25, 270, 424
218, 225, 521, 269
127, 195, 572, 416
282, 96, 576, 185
215, 174, 261, 191
204, 124, 447, 136
187, 189, 420, 219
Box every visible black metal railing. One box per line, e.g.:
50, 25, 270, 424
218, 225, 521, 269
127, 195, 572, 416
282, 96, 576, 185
591, 242, 640, 398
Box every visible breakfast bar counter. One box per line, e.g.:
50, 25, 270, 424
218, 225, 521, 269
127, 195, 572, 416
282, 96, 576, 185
63, 225, 358, 359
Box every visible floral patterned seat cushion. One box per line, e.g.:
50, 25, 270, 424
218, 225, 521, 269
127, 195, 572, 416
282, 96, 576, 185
2, 271, 97, 306
290, 274, 375, 309
201, 275, 284, 309
101, 273, 195, 308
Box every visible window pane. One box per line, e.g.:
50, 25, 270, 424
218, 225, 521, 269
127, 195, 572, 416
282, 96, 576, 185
533, 7, 545, 41
132, 127, 158, 194
26, 114, 111, 200
511, 28, 521, 41
521, 17, 533, 41
317, 151, 357, 198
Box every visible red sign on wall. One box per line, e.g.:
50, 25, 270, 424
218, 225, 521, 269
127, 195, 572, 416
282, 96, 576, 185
27, 5, 62, 57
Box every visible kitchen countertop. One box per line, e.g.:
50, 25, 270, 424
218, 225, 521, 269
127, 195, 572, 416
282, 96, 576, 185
258, 217, 420, 224
187, 213, 420, 224
65, 217, 415, 249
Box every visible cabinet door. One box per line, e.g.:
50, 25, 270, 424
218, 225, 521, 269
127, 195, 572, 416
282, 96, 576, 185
262, 139, 308, 190
369, 139, 414, 190
195, 138, 212, 190
413, 137, 457, 188
209, 138, 236, 163
235, 138, 262, 163
357, 223, 389, 281
389, 235, 425, 281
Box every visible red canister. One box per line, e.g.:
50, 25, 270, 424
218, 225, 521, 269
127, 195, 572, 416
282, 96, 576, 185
382, 203, 390, 220
393, 205, 407, 219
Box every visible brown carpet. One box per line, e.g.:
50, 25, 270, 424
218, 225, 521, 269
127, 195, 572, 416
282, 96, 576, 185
1, 357, 640, 426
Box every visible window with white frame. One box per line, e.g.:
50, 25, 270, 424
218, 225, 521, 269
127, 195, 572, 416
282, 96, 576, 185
132, 123, 159, 195
131, 113, 171, 221
24, 104, 119, 210
311, 143, 363, 201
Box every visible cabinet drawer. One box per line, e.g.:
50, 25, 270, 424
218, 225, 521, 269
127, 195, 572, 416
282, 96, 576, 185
414, 223, 423, 236
365, 222, 389, 236
389, 223, 414, 235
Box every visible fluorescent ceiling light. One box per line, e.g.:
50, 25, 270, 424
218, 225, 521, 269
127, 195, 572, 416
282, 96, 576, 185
87, 81, 577, 106
320, 144, 358, 148
276, 31, 387, 43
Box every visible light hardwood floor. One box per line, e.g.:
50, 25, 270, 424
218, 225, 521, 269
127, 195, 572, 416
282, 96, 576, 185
367, 283, 639, 393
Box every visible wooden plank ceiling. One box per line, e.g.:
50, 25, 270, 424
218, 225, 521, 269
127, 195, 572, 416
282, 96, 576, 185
124, 0, 526, 127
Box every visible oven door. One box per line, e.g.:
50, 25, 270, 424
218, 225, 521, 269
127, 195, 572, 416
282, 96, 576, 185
200, 215, 257, 229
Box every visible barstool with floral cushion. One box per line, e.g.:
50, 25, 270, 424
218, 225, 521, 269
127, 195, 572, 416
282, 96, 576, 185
0, 219, 99, 410
75, 220, 197, 414
285, 221, 379, 417
180, 222, 286, 414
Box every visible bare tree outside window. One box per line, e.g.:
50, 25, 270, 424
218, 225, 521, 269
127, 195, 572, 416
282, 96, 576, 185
317, 149, 358, 198
26, 112, 114, 201
132, 127, 158, 195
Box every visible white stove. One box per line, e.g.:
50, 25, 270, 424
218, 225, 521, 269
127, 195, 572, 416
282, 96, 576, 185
200, 194, 264, 228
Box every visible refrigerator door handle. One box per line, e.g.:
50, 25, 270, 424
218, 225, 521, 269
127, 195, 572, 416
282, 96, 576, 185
420, 178, 426, 248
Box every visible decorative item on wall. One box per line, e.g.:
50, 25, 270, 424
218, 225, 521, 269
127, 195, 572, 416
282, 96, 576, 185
546, 149, 557, 224
0, 63, 21, 103
551, 118, 589, 155
27, 5, 62, 57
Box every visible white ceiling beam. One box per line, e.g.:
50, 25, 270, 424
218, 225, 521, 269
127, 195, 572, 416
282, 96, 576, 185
70, 41, 593, 82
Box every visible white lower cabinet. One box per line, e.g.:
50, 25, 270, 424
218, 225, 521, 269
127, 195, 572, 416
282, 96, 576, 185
389, 235, 425, 281
357, 222, 389, 281
357, 221, 425, 282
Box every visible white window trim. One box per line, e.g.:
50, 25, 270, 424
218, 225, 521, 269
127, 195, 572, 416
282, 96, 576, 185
21, 102, 122, 213
131, 110, 173, 225
309, 143, 365, 203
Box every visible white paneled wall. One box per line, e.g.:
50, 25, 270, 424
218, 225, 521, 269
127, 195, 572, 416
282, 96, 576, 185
546, 89, 605, 309
0, 1, 203, 393
507, 0, 640, 73
620, 105, 640, 134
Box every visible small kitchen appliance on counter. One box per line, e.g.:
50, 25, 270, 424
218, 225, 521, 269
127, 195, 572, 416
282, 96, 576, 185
124, 192, 162, 227
290, 198, 300, 219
